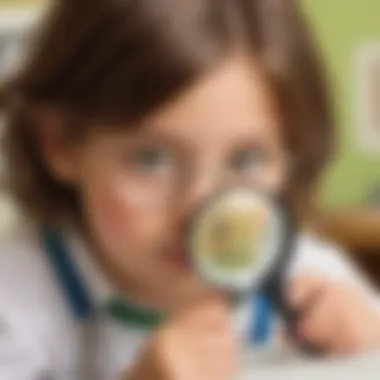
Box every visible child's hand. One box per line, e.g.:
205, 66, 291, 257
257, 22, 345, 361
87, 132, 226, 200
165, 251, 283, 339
288, 274, 380, 355
127, 295, 238, 380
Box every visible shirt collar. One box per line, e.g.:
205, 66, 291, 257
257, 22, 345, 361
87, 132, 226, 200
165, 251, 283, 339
62, 228, 164, 329
64, 229, 114, 308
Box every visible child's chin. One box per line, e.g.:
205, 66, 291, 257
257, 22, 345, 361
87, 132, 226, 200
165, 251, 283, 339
151, 280, 208, 311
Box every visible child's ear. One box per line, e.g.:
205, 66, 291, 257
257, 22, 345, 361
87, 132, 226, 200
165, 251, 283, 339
33, 108, 81, 184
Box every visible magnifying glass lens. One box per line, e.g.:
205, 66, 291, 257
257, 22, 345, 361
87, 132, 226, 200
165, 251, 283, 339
190, 189, 285, 293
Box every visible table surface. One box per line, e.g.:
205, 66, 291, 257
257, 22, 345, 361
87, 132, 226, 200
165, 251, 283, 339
238, 349, 380, 380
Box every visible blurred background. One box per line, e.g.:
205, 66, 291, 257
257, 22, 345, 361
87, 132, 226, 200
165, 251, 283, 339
302, 0, 380, 208
0, 0, 380, 279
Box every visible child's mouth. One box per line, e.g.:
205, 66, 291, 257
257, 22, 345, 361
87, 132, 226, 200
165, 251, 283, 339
167, 248, 192, 271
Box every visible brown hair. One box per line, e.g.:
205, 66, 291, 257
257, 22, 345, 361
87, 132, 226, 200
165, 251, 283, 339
0, 0, 335, 224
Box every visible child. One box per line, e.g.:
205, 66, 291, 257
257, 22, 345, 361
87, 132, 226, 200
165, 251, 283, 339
0, 0, 380, 379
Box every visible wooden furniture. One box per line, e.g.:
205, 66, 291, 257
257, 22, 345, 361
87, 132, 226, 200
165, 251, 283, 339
310, 208, 380, 287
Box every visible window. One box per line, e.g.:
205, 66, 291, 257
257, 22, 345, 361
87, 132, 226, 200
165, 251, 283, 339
0, 3, 44, 184
356, 44, 380, 151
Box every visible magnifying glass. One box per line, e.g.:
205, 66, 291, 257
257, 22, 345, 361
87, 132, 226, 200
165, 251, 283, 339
189, 188, 323, 356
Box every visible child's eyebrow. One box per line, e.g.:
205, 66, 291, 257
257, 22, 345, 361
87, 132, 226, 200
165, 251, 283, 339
121, 127, 184, 148
123, 120, 283, 151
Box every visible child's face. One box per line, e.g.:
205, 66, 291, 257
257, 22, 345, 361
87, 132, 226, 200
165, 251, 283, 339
54, 54, 290, 310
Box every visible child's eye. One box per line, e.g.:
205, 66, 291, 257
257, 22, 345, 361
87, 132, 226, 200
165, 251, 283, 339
127, 147, 173, 172
228, 148, 266, 174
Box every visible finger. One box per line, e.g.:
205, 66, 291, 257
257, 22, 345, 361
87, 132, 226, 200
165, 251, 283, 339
188, 323, 237, 351
297, 296, 336, 347
279, 327, 296, 350
180, 333, 237, 378
288, 274, 330, 311
324, 334, 354, 356
327, 309, 373, 355
177, 291, 229, 316
198, 356, 238, 380
196, 339, 238, 379
177, 296, 231, 328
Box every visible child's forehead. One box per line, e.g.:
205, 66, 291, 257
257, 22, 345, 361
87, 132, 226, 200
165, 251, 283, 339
125, 55, 282, 144
147, 54, 276, 117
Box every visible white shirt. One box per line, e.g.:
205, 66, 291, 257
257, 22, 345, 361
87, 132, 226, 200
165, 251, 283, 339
0, 222, 377, 380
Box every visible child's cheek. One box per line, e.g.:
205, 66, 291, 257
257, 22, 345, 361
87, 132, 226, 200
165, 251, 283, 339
99, 196, 136, 240
89, 185, 162, 244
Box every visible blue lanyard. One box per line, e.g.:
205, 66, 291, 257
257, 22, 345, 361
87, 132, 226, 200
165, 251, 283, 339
41, 226, 95, 320
251, 294, 274, 344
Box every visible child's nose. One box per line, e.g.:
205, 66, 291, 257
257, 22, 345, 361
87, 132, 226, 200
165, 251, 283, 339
175, 172, 219, 227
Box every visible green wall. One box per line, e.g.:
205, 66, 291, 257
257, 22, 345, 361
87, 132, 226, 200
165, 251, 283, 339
302, 0, 380, 207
